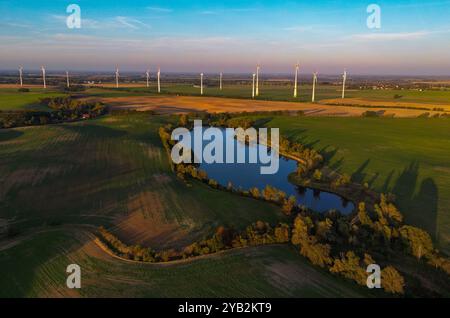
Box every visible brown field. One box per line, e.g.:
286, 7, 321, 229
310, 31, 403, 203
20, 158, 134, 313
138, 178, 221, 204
322, 98, 450, 111
97, 95, 445, 118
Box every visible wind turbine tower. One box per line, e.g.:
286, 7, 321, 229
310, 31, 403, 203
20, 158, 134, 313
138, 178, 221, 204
200, 73, 204, 95
219, 72, 223, 91
146, 69, 150, 88
157, 68, 161, 93
115, 67, 120, 88
41, 66, 46, 89
312, 72, 318, 103
255, 65, 260, 97
294, 63, 300, 98
252, 73, 256, 99
66, 71, 70, 88
342, 70, 347, 99
19, 66, 23, 87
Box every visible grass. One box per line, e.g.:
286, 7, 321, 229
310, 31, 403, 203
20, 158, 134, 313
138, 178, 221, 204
87, 83, 450, 105
0, 113, 285, 248
0, 88, 66, 111
260, 116, 450, 254
0, 229, 373, 297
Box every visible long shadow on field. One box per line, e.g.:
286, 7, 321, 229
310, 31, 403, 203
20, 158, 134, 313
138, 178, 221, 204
0, 130, 23, 142
390, 161, 438, 240
61, 123, 127, 138
351, 159, 371, 184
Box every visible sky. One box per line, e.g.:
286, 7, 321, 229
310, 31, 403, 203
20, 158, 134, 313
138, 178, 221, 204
0, 0, 449, 75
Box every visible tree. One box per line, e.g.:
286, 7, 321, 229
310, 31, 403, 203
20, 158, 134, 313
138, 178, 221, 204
179, 114, 189, 127
330, 251, 366, 285
291, 215, 310, 245
357, 202, 373, 226
374, 194, 403, 224
381, 266, 405, 294
316, 218, 333, 241
300, 240, 332, 268
313, 169, 322, 181
274, 224, 290, 243
282, 195, 297, 215
399, 225, 434, 260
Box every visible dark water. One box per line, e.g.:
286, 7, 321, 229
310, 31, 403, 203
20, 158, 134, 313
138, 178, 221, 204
173, 127, 354, 214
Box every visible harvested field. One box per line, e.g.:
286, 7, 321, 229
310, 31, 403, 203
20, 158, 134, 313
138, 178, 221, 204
95, 95, 444, 118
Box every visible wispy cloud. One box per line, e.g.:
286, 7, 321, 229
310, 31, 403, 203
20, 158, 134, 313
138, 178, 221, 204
146, 6, 173, 13
349, 31, 430, 41
115, 16, 151, 30
50, 15, 150, 30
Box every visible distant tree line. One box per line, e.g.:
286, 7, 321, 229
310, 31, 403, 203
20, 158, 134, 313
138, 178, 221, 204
0, 97, 107, 129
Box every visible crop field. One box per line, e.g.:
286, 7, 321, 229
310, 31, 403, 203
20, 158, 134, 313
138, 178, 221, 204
258, 116, 450, 254
84, 82, 450, 106
0, 88, 66, 111
0, 229, 372, 298
0, 113, 288, 249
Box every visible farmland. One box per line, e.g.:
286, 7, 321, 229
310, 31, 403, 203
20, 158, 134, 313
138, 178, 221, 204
0, 229, 372, 298
1, 84, 450, 297
260, 116, 450, 254
0, 88, 65, 111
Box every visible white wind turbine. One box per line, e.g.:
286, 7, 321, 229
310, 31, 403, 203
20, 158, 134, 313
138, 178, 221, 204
255, 65, 260, 96
115, 67, 119, 88
200, 73, 204, 95
294, 63, 300, 98
146, 69, 150, 88
312, 72, 318, 102
41, 66, 46, 89
66, 71, 70, 88
341, 70, 347, 99
157, 67, 161, 93
219, 72, 223, 91
19, 66, 23, 87
252, 73, 256, 99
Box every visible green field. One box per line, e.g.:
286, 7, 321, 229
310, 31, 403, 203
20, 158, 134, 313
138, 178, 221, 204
1, 100, 450, 297
0, 113, 286, 245
0, 229, 372, 298
0, 88, 66, 111
0, 112, 378, 297
261, 116, 450, 254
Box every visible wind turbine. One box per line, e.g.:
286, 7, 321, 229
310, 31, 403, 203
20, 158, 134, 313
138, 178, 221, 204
41, 66, 46, 89
115, 67, 119, 88
19, 66, 23, 87
255, 65, 260, 97
252, 73, 256, 99
66, 71, 70, 88
157, 67, 161, 93
294, 63, 300, 98
341, 70, 347, 99
312, 72, 318, 103
219, 72, 223, 91
200, 73, 204, 95
146, 69, 150, 88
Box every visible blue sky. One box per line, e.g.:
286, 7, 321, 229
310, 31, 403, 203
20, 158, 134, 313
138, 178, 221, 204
1, 0, 449, 75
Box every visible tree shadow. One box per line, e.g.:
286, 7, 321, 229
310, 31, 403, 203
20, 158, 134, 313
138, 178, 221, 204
386, 161, 438, 241
351, 159, 371, 184
0, 130, 24, 142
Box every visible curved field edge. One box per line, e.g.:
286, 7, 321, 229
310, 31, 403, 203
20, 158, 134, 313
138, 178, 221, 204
0, 229, 374, 298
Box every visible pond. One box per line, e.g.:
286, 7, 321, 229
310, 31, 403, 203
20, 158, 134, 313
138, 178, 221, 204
173, 127, 354, 214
